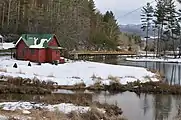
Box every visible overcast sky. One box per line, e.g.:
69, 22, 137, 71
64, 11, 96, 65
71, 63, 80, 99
94, 0, 180, 25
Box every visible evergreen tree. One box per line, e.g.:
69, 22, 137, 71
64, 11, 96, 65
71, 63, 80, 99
164, 0, 178, 57
103, 11, 120, 49
141, 2, 154, 57
154, 0, 168, 56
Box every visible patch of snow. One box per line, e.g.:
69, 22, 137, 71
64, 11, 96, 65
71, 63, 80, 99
126, 57, 181, 63
29, 38, 50, 48
0, 102, 43, 111
0, 43, 15, 50
0, 56, 159, 86
0, 102, 92, 114
22, 110, 31, 114
10, 116, 32, 120
52, 89, 75, 94
46, 103, 90, 114
33, 37, 38, 45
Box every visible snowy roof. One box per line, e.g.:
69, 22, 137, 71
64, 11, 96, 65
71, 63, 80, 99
15, 34, 60, 48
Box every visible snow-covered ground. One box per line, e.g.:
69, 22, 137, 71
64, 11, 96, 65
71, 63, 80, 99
0, 43, 14, 50
0, 102, 106, 120
0, 57, 159, 86
126, 57, 181, 63
0, 102, 91, 114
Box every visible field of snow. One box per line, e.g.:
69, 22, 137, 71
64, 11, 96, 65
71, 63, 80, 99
0, 57, 159, 86
0, 43, 14, 50
0, 102, 92, 114
126, 57, 181, 63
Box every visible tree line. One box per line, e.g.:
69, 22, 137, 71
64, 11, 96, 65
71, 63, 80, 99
0, 0, 121, 51
141, 0, 181, 57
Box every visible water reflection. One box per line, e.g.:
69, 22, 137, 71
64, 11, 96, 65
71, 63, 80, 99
154, 95, 172, 120
93, 91, 181, 120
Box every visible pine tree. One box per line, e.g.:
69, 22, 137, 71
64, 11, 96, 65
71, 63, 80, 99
152, 21, 158, 55
141, 2, 154, 57
164, 0, 178, 57
103, 11, 120, 49
154, 0, 168, 56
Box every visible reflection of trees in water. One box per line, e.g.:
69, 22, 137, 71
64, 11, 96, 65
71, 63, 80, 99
92, 55, 118, 65
173, 95, 181, 119
153, 94, 172, 120
178, 65, 181, 85
143, 94, 149, 115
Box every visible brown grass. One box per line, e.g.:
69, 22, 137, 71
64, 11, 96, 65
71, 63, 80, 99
39, 93, 92, 106
91, 74, 102, 81
108, 75, 120, 83
147, 69, 164, 81
0, 108, 126, 120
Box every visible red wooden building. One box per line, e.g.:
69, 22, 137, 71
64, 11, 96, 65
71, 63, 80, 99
14, 34, 64, 63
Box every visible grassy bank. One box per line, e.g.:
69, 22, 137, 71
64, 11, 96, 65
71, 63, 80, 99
56, 81, 181, 95
0, 76, 54, 94
1, 75, 180, 95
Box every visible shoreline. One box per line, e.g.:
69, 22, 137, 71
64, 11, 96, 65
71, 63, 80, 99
126, 57, 181, 63
56, 81, 181, 95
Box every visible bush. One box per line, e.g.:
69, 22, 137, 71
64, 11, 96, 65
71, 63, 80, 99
28, 62, 31, 67
13, 63, 17, 68
54, 61, 59, 65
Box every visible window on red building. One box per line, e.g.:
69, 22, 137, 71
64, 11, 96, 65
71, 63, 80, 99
31, 49, 35, 54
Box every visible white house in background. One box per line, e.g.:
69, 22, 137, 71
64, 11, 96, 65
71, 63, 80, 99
0, 35, 15, 50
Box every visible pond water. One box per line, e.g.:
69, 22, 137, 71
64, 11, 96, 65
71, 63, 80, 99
92, 55, 181, 85
93, 91, 181, 120
90, 56, 181, 120
118, 59, 181, 85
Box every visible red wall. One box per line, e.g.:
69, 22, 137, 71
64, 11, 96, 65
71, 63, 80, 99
38, 49, 46, 63
46, 49, 60, 62
16, 40, 28, 60
48, 36, 60, 47
46, 36, 61, 62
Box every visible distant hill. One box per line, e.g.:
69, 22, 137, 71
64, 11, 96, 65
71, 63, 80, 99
119, 24, 157, 37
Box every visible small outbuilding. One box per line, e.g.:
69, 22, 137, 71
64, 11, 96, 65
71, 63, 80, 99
13, 34, 64, 63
